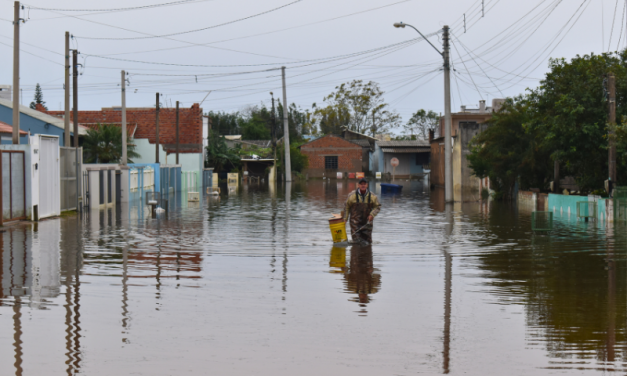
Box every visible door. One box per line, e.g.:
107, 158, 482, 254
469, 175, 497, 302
39, 137, 60, 218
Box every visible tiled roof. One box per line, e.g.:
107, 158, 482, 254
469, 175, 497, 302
377, 140, 430, 147
0, 121, 28, 135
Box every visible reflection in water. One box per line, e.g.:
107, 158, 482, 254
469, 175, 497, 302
4, 182, 627, 374
443, 204, 453, 374
344, 245, 380, 315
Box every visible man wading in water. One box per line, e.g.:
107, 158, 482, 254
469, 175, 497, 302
344, 178, 381, 244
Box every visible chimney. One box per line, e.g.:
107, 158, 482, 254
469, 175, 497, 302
428, 129, 434, 143
479, 100, 486, 113
460, 105, 466, 112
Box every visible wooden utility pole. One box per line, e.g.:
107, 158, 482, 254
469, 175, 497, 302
12, 1, 20, 144
121, 70, 127, 165
155, 92, 160, 164
64, 32, 70, 146
281, 67, 291, 182
609, 73, 617, 182
175, 101, 179, 165
72, 50, 78, 147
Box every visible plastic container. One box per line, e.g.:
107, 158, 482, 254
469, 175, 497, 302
328, 215, 348, 243
356, 172, 365, 179
348, 173, 356, 179
380, 183, 403, 194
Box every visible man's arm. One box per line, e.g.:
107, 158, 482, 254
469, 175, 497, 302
369, 195, 381, 220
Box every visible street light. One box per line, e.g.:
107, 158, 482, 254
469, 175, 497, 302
394, 22, 453, 203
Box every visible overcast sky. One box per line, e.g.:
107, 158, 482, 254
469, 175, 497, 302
0, 0, 621, 131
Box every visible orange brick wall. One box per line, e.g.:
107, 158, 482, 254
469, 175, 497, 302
300, 135, 362, 178
40, 104, 203, 153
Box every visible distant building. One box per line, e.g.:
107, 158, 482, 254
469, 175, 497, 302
341, 128, 376, 173
372, 140, 430, 179
0, 85, 11, 101
431, 99, 500, 202
299, 135, 363, 178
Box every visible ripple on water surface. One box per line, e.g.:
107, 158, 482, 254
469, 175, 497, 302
0, 180, 625, 375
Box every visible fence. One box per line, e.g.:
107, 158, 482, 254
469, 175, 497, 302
1, 151, 26, 223
130, 168, 155, 191
182, 171, 199, 192
60, 147, 82, 211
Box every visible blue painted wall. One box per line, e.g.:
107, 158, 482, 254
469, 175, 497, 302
0, 104, 73, 146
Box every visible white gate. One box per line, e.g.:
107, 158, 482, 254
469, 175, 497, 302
39, 136, 60, 218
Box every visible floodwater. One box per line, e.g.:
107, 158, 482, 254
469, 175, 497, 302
1, 180, 626, 375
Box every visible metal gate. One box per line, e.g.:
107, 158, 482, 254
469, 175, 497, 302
60, 147, 82, 211
1, 151, 26, 223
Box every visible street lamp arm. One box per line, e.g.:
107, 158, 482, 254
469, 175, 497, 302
395, 22, 442, 56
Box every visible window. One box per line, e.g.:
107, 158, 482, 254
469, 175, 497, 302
325, 156, 338, 169
416, 153, 430, 165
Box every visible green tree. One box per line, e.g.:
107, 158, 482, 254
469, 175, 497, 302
29, 83, 47, 110
241, 113, 271, 140
404, 109, 440, 139
276, 141, 309, 173
467, 97, 551, 200
205, 129, 241, 172
313, 80, 400, 137
82, 124, 140, 163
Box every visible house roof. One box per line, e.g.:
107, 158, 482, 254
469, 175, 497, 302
349, 139, 372, 148
0, 98, 89, 135
241, 140, 272, 148
0, 121, 28, 135
342, 128, 376, 141
381, 147, 430, 153
377, 140, 430, 147
299, 134, 363, 149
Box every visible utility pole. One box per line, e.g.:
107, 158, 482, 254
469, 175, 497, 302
121, 70, 127, 165
443, 26, 453, 203
72, 50, 79, 147
175, 101, 179, 165
609, 73, 617, 183
64, 32, 70, 147
12, 1, 21, 144
72, 49, 80, 211
281, 67, 291, 182
155, 93, 160, 164
271, 92, 277, 182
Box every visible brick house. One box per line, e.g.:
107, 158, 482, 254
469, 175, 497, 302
36, 104, 204, 172
299, 135, 363, 178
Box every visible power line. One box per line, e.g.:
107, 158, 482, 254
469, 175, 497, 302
608, 0, 620, 51
75, 0, 304, 41
23, 0, 207, 12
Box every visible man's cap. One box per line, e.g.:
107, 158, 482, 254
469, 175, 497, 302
358, 178, 368, 184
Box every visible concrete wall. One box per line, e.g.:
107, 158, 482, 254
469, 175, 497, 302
430, 137, 445, 188
455, 122, 489, 202
548, 193, 614, 222
133, 138, 203, 175
517, 190, 549, 214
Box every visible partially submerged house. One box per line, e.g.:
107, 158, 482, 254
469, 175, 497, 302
299, 135, 363, 178
372, 140, 430, 179
430, 99, 501, 202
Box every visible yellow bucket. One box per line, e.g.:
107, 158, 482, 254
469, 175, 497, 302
328, 216, 348, 243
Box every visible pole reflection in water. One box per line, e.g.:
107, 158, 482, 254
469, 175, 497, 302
443, 204, 453, 374
62, 215, 82, 375
343, 245, 381, 316
606, 224, 616, 365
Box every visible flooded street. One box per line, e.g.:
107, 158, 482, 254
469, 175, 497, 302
1, 180, 626, 375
